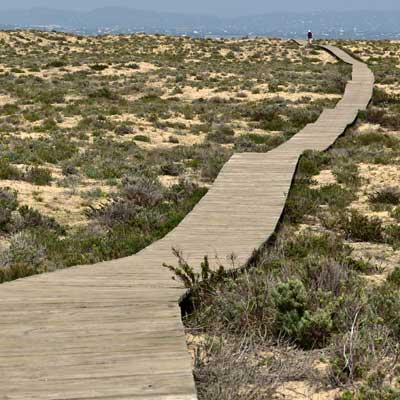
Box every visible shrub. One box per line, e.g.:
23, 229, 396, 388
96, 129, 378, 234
387, 266, 400, 287
384, 224, 400, 247
339, 386, 400, 400
390, 206, 400, 221
24, 167, 53, 186
61, 162, 78, 176
285, 182, 318, 224
164, 250, 226, 297
341, 211, 384, 243
259, 114, 285, 131
356, 131, 398, 149
88, 87, 118, 100
46, 60, 67, 68
289, 108, 320, 129
168, 135, 179, 144
15, 205, 65, 235
297, 150, 329, 177
120, 175, 164, 207
160, 162, 183, 176
206, 125, 235, 144
90, 64, 108, 71
316, 184, 356, 209
0, 158, 21, 180
369, 187, 400, 205
365, 107, 386, 125
133, 135, 151, 143
0, 188, 18, 231
126, 63, 140, 70
0, 231, 47, 283
115, 124, 132, 135
333, 163, 361, 188
272, 278, 334, 349
373, 87, 400, 106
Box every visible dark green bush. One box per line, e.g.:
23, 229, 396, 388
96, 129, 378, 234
272, 279, 334, 348
133, 135, 151, 143
341, 211, 384, 243
369, 187, 400, 205
90, 64, 108, 71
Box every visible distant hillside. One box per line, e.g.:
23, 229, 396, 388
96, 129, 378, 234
1, 7, 400, 38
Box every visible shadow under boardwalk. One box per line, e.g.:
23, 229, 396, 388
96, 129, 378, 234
0, 43, 374, 400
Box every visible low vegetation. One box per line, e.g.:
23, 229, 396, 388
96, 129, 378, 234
0, 30, 348, 282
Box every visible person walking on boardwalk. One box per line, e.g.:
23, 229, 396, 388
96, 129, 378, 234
307, 30, 313, 46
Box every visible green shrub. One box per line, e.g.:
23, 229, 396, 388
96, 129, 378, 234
88, 87, 118, 100
16, 205, 65, 234
390, 206, 400, 221
206, 125, 235, 144
387, 266, 400, 287
271, 279, 326, 347
46, 60, 67, 68
333, 163, 361, 188
285, 182, 318, 224
369, 187, 400, 206
384, 224, 400, 247
356, 131, 398, 149
133, 135, 151, 143
317, 184, 356, 209
341, 211, 384, 243
297, 150, 329, 177
90, 64, 108, 71
373, 87, 400, 106
24, 167, 53, 186
0, 158, 21, 180
339, 386, 400, 400
0, 188, 18, 231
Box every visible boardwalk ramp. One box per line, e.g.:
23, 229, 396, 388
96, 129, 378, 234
0, 43, 374, 399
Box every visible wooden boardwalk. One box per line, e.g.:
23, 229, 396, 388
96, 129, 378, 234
0, 43, 373, 400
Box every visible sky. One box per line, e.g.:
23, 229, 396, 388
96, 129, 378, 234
0, 0, 400, 16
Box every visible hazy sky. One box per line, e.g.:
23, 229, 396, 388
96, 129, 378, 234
0, 0, 399, 16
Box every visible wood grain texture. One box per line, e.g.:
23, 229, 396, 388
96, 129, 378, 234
0, 43, 373, 400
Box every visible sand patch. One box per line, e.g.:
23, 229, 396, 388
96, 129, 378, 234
0, 94, 16, 106
350, 241, 400, 283
58, 116, 82, 129
159, 176, 181, 187
275, 381, 340, 400
317, 50, 337, 65
312, 170, 337, 188
351, 163, 400, 223
0, 179, 111, 227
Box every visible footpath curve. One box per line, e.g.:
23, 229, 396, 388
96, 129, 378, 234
0, 43, 374, 399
